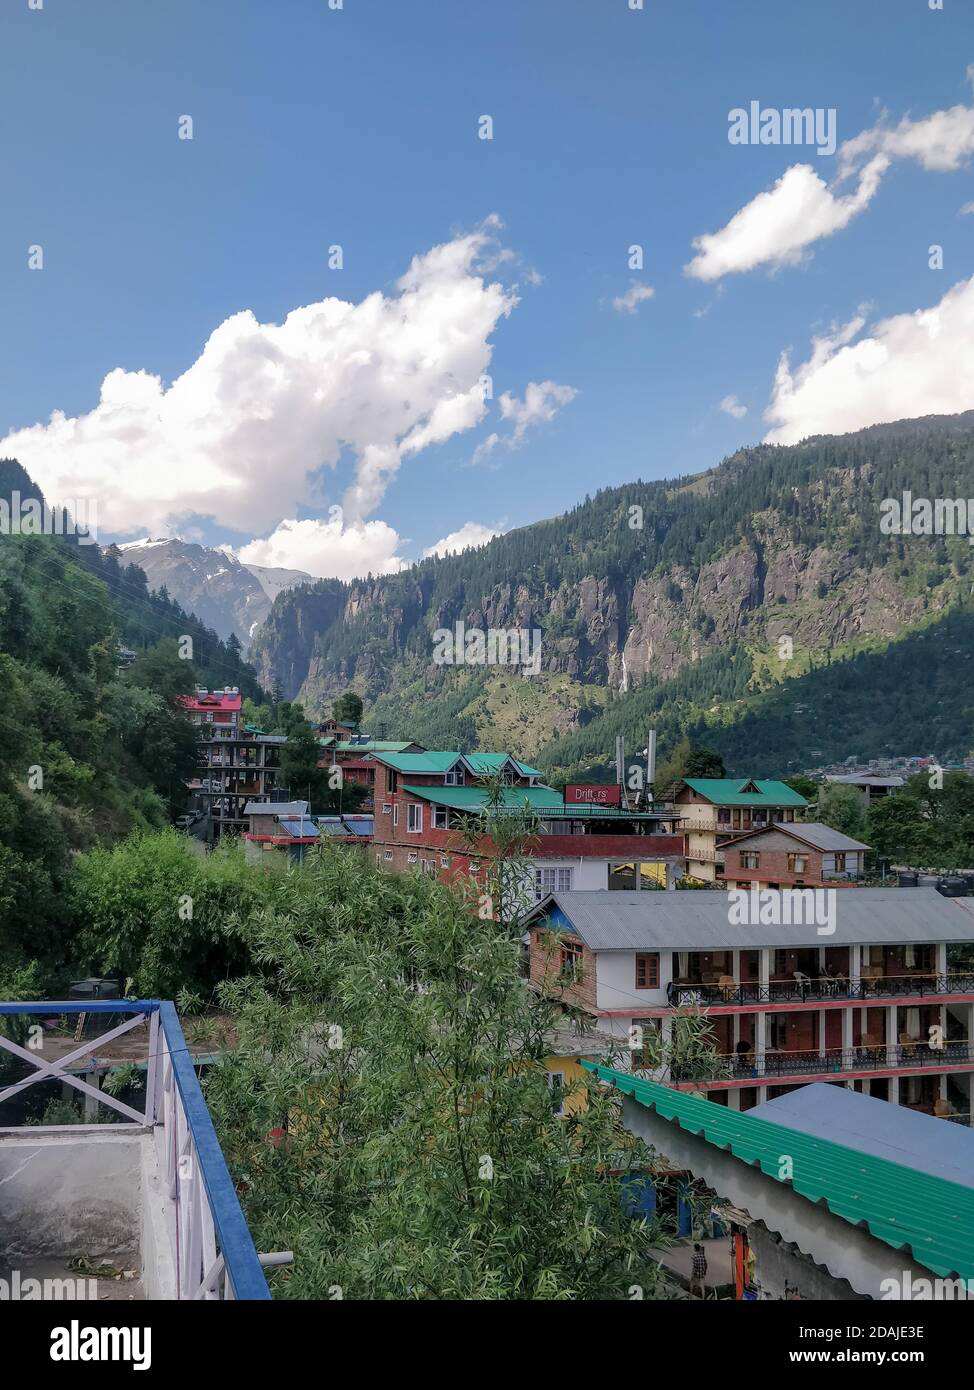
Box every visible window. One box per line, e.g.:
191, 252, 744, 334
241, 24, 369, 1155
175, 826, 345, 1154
469, 861, 480, 875
383, 850, 393, 862
741, 851, 760, 870
440, 855, 450, 869
393, 804, 399, 828
635, 953, 660, 989
433, 806, 449, 830
560, 939, 583, 981
834, 852, 847, 872
407, 851, 418, 865
382, 803, 392, 815
535, 866, 573, 899
388, 771, 398, 793
407, 803, 423, 833
376, 854, 382, 867
787, 853, 808, 873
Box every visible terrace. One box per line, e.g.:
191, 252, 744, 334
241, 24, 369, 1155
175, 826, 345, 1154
0, 1001, 273, 1300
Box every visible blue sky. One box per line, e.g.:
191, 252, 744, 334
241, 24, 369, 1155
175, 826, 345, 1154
2, 0, 973, 576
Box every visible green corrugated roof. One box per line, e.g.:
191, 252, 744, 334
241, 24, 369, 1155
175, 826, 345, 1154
334, 740, 418, 753
402, 785, 665, 818
582, 1063, 974, 1282
375, 751, 465, 773
682, 778, 808, 808
374, 750, 542, 777
403, 784, 564, 811
465, 752, 543, 778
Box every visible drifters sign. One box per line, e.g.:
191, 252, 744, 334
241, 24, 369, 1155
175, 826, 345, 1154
565, 784, 622, 807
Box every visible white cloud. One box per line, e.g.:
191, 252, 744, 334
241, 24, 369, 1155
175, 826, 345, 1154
422, 520, 503, 559
688, 74, 974, 282
763, 275, 974, 445
837, 104, 974, 176
236, 515, 407, 580
612, 282, 655, 314
497, 380, 577, 443
685, 157, 888, 281
719, 394, 748, 419
960, 200, 974, 215
0, 220, 517, 535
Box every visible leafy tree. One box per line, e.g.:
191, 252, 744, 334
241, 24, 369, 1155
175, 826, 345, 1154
278, 719, 328, 807
332, 691, 363, 728
205, 846, 696, 1300
816, 783, 869, 842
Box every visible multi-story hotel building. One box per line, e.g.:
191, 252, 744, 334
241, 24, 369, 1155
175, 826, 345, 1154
672, 778, 809, 882
367, 749, 684, 898
181, 687, 285, 836
524, 888, 974, 1121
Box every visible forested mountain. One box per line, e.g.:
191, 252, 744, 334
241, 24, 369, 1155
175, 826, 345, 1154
0, 459, 268, 981
249, 413, 974, 775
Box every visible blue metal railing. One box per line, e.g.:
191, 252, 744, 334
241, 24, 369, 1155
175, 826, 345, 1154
0, 999, 270, 1301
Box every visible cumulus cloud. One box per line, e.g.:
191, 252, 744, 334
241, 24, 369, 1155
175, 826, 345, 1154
719, 394, 748, 419
422, 520, 503, 558
687, 75, 974, 282
763, 275, 974, 445
498, 380, 577, 443
685, 157, 888, 281
612, 282, 655, 314
236, 515, 407, 580
0, 220, 517, 536
960, 200, 974, 215
837, 103, 974, 176
469, 379, 577, 466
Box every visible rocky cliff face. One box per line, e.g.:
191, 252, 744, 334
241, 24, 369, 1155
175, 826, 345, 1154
246, 413, 974, 750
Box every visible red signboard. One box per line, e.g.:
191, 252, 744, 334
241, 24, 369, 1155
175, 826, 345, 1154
565, 783, 622, 806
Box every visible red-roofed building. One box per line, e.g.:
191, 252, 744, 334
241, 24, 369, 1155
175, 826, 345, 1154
180, 688, 286, 838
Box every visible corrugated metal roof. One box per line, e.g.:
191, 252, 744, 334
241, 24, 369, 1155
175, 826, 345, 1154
750, 1084, 974, 1190
243, 800, 308, 816
529, 888, 974, 949
582, 1063, 974, 1281
403, 784, 563, 810
828, 775, 906, 788
724, 821, 871, 852
681, 778, 808, 807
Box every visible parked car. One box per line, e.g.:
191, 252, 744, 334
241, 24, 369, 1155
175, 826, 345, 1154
174, 814, 195, 830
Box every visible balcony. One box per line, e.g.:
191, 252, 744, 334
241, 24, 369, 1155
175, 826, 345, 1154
673, 1039, 974, 1084
0, 1001, 271, 1300
666, 972, 974, 1007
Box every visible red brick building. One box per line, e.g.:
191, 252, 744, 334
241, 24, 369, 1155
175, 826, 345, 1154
368, 749, 684, 901
720, 822, 870, 890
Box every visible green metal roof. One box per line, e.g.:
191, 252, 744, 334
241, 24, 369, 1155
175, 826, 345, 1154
375, 751, 465, 773
373, 750, 542, 777
681, 778, 808, 808
402, 785, 666, 818
403, 784, 564, 811
334, 740, 418, 754
582, 1062, 974, 1282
